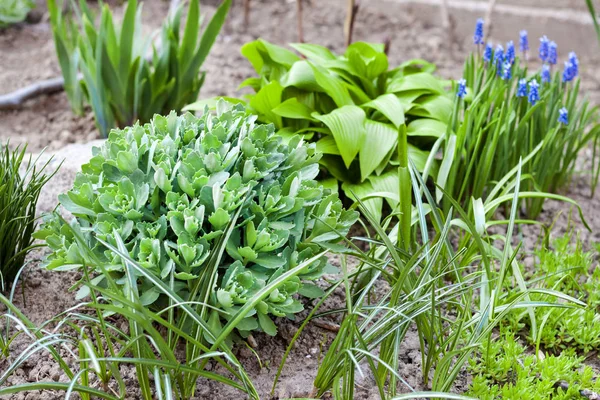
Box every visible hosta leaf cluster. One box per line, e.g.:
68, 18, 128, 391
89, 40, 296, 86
36, 102, 358, 335
186, 40, 452, 220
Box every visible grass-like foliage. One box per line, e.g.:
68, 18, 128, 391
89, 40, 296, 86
508, 233, 600, 354
440, 27, 600, 217
35, 101, 358, 336
467, 328, 600, 399
186, 40, 452, 221
0, 143, 55, 289
48, 0, 231, 137
0, 0, 34, 27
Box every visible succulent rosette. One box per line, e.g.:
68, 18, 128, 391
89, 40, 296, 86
36, 101, 358, 335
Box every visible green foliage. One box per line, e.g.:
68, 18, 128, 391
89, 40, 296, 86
508, 234, 600, 354
0, 143, 55, 289
0, 0, 34, 27
467, 328, 600, 399
440, 52, 600, 218
47, 0, 231, 137
186, 40, 452, 221
35, 102, 358, 336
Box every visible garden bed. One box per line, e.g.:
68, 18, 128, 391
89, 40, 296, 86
2, 1, 600, 399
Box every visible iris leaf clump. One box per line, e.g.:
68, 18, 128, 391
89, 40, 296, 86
48, 0, 231, 137
35, 101, 358, 336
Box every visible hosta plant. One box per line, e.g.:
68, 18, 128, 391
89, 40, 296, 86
185, 40, 453, 220
35, 102, 358, 336
48, 0, 231, 137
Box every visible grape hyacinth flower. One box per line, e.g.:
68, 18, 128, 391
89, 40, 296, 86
548, 41, 558, 65
528, 79, 540, 105
539, 35, 549, 62
494, 45, 504, 75
483, 42, 493, 63
505, 41, 516, 64
558, 107, 569, 125
541, 64, 551, 84
569, 52, 579, 77
502, 61, 512, 80
516, 78, 528, 97
474, 18, 484, 45
519, 30, 529, 53
457, 78, 467, 98
563, 61, 576, 83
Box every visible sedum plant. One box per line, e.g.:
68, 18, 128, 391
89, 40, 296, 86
438, 21, 600, 217
35, 102, 358, 336
186, 40, 453, 221
0, 0, 35, 27
0, 143, 56, 290
48, 0, 231, 137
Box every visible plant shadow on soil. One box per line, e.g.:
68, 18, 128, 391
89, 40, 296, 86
2, 0, 600, 399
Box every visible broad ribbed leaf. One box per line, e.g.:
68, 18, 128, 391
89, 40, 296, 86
290, 43, 336, 63
362, 93, 405, 128
272, 98, 316, 120
310, 64, 353, 107
368, 170, 400, 209
249, 81, 284, 127
315, 135, 339, 155
283, 61, 321, 91
407, 119, 448, 138
387, 72, 445, 94
313, 106, 366, 168
410, 95, 454, 122
360, 120, 398, 180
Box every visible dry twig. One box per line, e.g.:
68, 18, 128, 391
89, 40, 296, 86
344, 0, 359, 47
0, 77, 67, 110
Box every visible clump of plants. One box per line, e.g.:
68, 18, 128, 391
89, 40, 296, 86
0, 0, 34, 27
35, 101, 358, 336
0, 143, 56, 290
508, 233, 600, 354
48, 0, 231, 137
186, 40, 452, 220
467, 327, 600, 399
440, 20, 600, 217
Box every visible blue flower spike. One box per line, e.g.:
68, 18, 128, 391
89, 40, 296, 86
516, 78, 527, 97
569, 52, 579, 77
502, 61, 512, 80
528, 79, 540, 105
483, 42, 493, 63
541, 64, 551, 84
457, 78, 467, 98
494, 45, 504, 75
558, 107, 569, 125
548, 41, 558, 65
474, 18, 484, 45
519, 30, 529, 53
563, 61, 575, 83
505, 41, 516, 64
539, 35, 549, 62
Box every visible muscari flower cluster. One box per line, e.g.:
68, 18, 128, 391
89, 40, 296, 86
474, 19, 579, 86
470, 19, 578, 124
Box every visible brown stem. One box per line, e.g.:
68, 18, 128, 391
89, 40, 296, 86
296, 0, 304, 43
243, 0, 251, 31
344, 0, 359, 47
